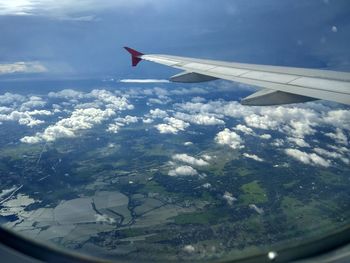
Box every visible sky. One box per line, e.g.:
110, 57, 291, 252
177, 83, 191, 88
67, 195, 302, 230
0, 0, 350, 79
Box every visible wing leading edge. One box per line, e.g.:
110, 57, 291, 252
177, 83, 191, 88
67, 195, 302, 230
124, 47, 350, 106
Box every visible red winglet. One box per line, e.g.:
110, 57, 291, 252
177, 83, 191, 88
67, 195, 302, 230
124, 47, 144, 67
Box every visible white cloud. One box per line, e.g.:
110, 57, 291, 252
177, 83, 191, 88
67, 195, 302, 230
120, 86, 208, 99
75, 102, 101, 109
171, 87, 208, 95
20, 136, 42, 144
107, 123, 121, 134
202, 183, 211, 189
183, 245, 195, 253
153, 87, 169, 97
58, 108, 115, 129
18, 117, 44, 127
325, 128, 348, 145
19, 96, 46, 111
191, 97, 206, 103
168, 165, 198, 176
21, 108, 115, 143
174, 112, 224, 126
106, 115, 138, 133
155, 117, 189, 134
128, 87, 170, 98
155, 124, 179, 134
234, 124, 254, 135
243, 153, 264, 162
95, 214, 116, 224
149, 108, 168, 119
260, 134, 271, 140
215, 128, 244, 149
223, 191, 236, 206
285, 148, 331, 167
147, 97, 171, 105
0, 0, 35, 15
0, 62, 47, 75
259, 106, 319, 130
48, 89, 84, 99
314, 147, 349, 164
42, 125, 76, 139
115, 115, 138, 124
184, 141, 193, 146
172, 153, 209, 167
142, 118, 153, 124
286, 120, 316, 138
327, 144, 349, 154
88, 89, 134, 111
0, 106, 12, 113
244, 114, 279, 130
26, 109, 52, 116
249, 204, 264, 215
201, 154, 212, 161
271, 139, 284, 147
0, 110, 51, 127
323, 110, 350, 131
0, 92, 26, 105
0, 0, 169, 16
287, 137, 310, 148
176, 101, 251, 119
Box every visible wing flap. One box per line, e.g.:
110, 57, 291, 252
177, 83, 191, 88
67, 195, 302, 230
241, 89, 316, 106
170, 71, 218, 83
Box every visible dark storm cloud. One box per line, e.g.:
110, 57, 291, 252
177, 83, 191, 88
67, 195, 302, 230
0, 0, 349, 78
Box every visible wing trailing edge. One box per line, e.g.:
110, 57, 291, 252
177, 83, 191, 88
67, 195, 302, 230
170, 71, 218, 83
241, 89, 316, 106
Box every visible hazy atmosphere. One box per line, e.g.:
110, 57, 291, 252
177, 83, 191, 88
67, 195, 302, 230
1, 0, 350, 78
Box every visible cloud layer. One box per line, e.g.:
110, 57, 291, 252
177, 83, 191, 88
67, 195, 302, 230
0, 62, 47, 75
21, 108, 115, 143
1, 85, 348, 170
175, 99, 350, 167
16, 89, 134, 143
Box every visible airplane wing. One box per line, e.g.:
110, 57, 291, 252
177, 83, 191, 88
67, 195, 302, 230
124, 47, 350, 106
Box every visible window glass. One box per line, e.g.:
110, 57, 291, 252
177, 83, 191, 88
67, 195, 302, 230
0, 1, 349, 262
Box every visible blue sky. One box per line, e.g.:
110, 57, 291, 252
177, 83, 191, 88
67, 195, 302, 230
0, 0, 349, 79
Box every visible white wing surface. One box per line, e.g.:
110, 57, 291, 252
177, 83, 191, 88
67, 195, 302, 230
124, 47, 350, 106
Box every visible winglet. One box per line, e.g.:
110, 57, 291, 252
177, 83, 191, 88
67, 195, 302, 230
124, 47, 144, 67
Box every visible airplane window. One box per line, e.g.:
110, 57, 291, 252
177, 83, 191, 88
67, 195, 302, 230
0, 1, 349, 262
